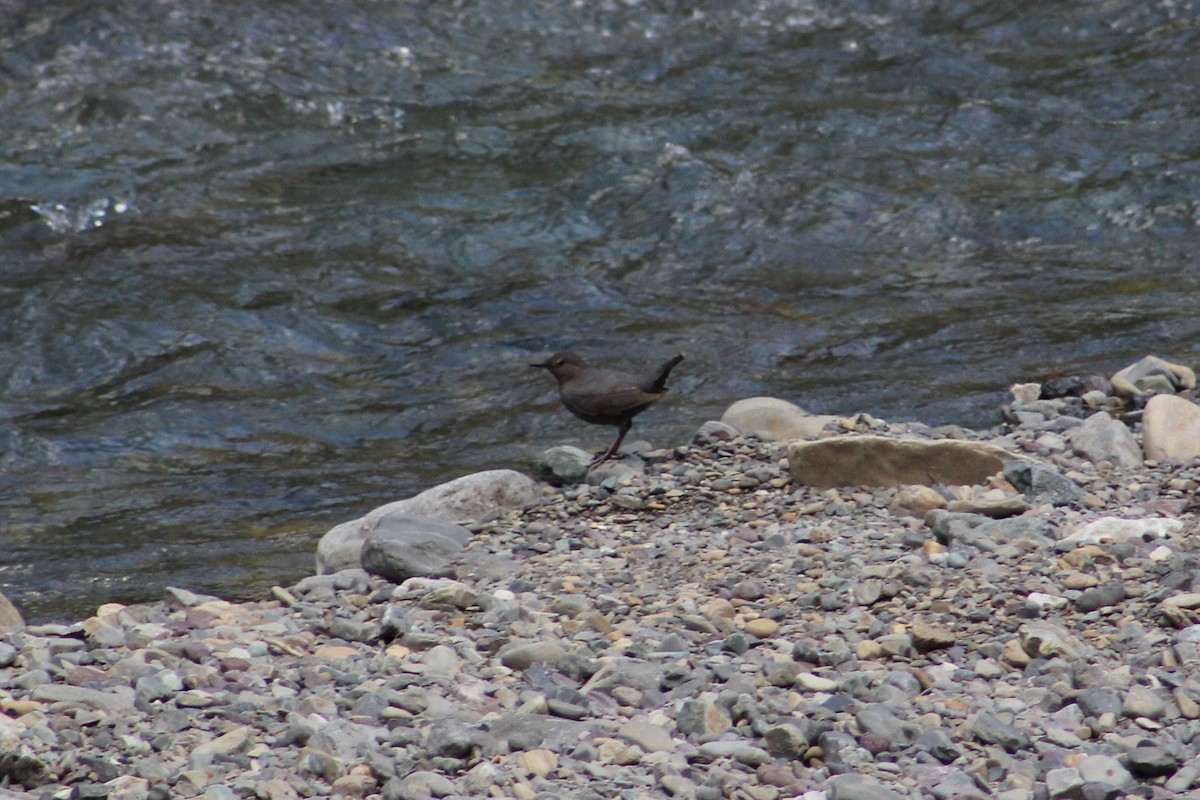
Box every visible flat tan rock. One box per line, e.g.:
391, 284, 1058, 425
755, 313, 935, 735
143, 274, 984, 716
1143, 393, 1200, 460
720, 397, 840, 441
911, 616, 956, 652
945, 495, 1028, 518
787, 435, 1013, 488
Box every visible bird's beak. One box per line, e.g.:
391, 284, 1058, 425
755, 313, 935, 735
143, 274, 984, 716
529, 361, 549, 369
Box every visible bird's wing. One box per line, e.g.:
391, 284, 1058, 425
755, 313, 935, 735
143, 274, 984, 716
567, 370, 659, 417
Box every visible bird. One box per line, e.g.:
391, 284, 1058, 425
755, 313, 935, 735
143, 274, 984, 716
530, 351, 685, 467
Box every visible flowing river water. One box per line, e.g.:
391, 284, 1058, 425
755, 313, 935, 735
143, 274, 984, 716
3, 0, 1200, 621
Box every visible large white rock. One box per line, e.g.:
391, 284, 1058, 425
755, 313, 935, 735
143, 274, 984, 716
1142, 394, 1200, 461
1059, 516, 1183, 546
316, 469, 537, 574
720, 397, 840, 441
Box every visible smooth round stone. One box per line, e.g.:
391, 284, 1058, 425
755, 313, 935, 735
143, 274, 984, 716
1122, 686, 1167, 719
744, 618, 779, 639
499, 640, 566, 670
697, 741, 771, 765
795, 673, 839, 692
421, 645, 460, 675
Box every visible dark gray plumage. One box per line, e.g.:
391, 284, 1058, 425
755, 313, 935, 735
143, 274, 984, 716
531, 351, 684, 466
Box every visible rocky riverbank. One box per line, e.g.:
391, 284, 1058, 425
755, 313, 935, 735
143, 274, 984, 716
1, 357, 1200, 800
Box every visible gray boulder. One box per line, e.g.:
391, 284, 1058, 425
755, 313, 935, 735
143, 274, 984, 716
316, 469, 536, 574
1068, 412, 1142, 469
359, 514, 473, 583
1003, 459, 1086, 506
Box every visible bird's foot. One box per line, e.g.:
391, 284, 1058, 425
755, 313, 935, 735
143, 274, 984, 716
588, 450, 619, 469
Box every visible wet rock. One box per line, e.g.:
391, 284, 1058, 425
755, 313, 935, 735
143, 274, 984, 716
359, 515, 473, 583
720, 397, 838, 441
789, 436, 1013, 488
1142, 394, 1200, 460
1068, 412, 1142, 469
317, 469, 536, 573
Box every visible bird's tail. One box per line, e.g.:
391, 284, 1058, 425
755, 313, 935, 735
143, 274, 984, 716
647, 354, 685, 393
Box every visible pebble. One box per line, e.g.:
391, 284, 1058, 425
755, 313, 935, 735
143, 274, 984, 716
744, 618, 779, 638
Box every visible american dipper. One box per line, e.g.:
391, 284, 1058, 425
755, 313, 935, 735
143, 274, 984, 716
530, 351, 685, 466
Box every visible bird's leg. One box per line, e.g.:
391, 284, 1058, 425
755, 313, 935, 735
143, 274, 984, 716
590, 421, 631, 468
